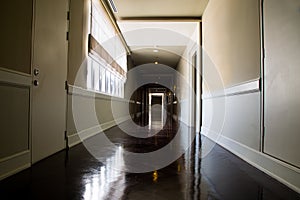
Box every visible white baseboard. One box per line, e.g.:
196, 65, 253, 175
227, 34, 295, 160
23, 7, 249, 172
67, 115, 131, 148
201, 127, 300, 193
0, 150, 31, 181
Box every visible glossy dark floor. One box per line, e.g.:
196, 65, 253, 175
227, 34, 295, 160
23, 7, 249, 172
0, 118, 299, 200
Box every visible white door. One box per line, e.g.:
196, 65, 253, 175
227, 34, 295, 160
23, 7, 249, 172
31, 0, 69, 163
263, 0, 300, 168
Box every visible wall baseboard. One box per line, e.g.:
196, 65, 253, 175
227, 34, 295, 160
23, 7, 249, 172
201, 127, 300, 193
67, 115, 131, 148
0, 150, 31, 181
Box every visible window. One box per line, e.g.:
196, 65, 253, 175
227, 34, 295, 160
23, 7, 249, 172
105, 70, 110, 93
87, 0, 127, 98
100, 65, 105, 93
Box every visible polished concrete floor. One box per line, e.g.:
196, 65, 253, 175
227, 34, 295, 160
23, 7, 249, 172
0, 117, 299, 200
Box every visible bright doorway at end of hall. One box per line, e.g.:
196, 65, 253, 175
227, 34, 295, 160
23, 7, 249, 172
149, 93, 165, 129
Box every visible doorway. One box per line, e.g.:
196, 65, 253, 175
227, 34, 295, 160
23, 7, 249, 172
261, 0, 300, 168
149, 93, 165, 129
192, 52, 197, 129
31, 0, 68, 163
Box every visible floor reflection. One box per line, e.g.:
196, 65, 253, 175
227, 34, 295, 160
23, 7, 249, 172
0, 117, 299, 200
81, 117, 231, 200
83, 146, 125, 200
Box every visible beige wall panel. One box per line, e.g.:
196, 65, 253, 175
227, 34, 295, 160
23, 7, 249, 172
68, 0, 91, 87
223, 93, 260, 150
0, 0, 33, 74
202, 0, 260, 91
264, 0, 300, 167
67, 92, 131, 136
0, 84, 29, 159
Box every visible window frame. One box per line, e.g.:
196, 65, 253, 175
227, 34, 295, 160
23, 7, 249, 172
87, 0, 127, 98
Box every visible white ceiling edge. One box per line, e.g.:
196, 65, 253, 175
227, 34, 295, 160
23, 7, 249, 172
117, 21, 200, 67
118, 21, 199, 45
112, 0, 209, 18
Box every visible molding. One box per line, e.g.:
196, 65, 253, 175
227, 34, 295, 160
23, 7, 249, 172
225, 78, 260, 96
0, 150, 30, 163
0, 68, 32, 181
0, 150, 31, 181
178, 119, 194, 128
68, 85, 135, 103
178, 118, 191, 127
67, 115, 131, 148
0, 68, 32, 87
118, 17, 202, 22
201, 127, 300, 193
202, 78, 260, 99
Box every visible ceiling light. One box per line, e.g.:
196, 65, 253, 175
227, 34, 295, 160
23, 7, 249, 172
154, 61, 158, 65
153, 49, 159, 53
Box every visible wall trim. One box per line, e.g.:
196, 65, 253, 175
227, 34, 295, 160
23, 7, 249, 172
0, 150, 31, 181
0, 68, 32, 87
67, 115, 131, 148
0, 68, 32, 181
201, 127, 300, 193
68, 84, 134, 103
202, 78, 260, 99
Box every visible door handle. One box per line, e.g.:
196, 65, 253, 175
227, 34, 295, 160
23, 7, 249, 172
33, 80, 39, 86
34, 68, 40, 76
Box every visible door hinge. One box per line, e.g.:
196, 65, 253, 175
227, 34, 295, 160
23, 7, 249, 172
67, 11, 70, 20
259, 77, 262, 90
64, 131, 68, 140
66, 11, 70, 41
65, 130, 69, 150
65, 81, 69, 92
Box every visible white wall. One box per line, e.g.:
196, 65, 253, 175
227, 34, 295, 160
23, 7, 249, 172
202, 0, 300, 193
67, 0, 136, 147
176, 24, 200, 127
176, 53, 191, 126
263, 0, 300, 169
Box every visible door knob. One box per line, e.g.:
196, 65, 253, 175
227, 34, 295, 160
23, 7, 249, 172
33, 80, 39, 86
34, 68, 40, 76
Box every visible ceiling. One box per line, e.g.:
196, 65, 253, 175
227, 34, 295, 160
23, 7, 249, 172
112, 0, 209, 19
129, 46, 186, 67
117, 21, 199, 68
108, 0, 208, 70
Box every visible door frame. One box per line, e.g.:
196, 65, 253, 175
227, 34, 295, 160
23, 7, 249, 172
149, 93, 165, 127
31, 0, 69, 163
259, 0, 265, 152
189, 41, 202, 132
